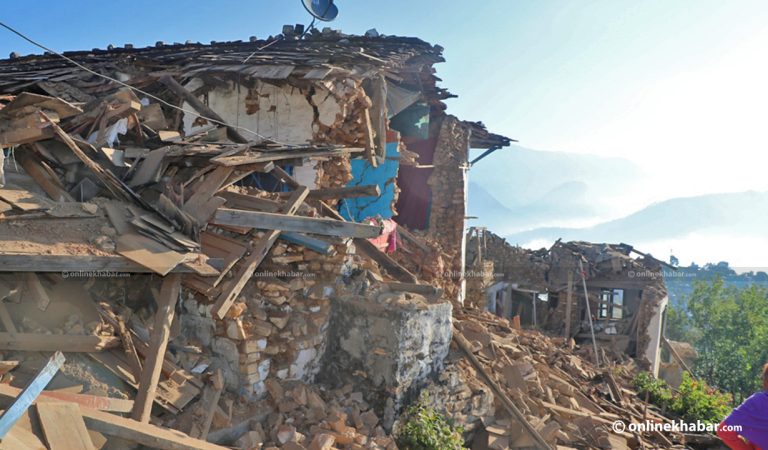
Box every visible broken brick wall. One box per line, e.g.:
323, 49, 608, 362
180, 237, 357, 398
426, 115, 471, 303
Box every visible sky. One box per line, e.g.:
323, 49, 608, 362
2, 0, 767, 195
2, 0, 767, 265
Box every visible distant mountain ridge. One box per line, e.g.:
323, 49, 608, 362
504, 190, 768, 245
467, 145, 650, 234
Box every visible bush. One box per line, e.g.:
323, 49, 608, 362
633, 371, 732, 423
671, 372, 732, 423
633, 371, 673, 409
397, 395, 465, 450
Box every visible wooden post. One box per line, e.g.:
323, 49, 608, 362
131, 273, 181, 422
579, 259, 601, 367
564, 270, 574, 338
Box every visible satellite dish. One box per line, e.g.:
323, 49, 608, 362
301, 0, 338, 22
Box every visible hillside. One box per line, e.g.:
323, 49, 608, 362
468, 145, 650, 234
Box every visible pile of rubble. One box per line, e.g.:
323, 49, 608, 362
451, 307, 703, 450
0, 81, 435, 448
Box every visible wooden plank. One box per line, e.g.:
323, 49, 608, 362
102, 201, 131, 234
0, 422, 46, 450
219, 191, 281, 213
0, 333, 119, 352
0, 351, 64, 438
80, 407, 229, 450
212, 147, 364, 166
212, 187, 309, 320
199, 231, 247, 286
182, 166, 235, 217
37, 402, 96, 450
116, 232, 187, 276
24, 273, 51, 312
212, 208, 382, 238
0, 189, 53, 211
0, 384, 132, 413
159, 75, 248, 144
131, 274, 180, 423
355, 237, 418, 283
0, 254, 216, 274
128, 146, 170, 187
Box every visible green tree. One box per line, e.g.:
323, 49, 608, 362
685, 277, 768, 402
665, 303, 698, 343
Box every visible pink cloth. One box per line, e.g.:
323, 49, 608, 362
366, 218, 398, 254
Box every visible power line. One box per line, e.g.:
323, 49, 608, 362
0, 20, 297, 147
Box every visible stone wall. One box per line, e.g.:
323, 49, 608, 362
318, 291, 453, 427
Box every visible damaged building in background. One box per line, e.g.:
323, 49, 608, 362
466, 229, 670, 377
0, 26, 710, 450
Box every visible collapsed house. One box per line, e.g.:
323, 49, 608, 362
0, 28, 517, 449
466, 229, 670, 377
0, 26, 711, 450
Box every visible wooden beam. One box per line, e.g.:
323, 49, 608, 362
212, 209, 382, 239
16, 148, 74, 202
384, 282, 441, 297
198, 370, 223, 440
661, 336, 694, 374
279, 232, 334, 255
131, 274, 180, 422
0, 333, 119, 352
212, 187, 309, 320
355, 237, 418, 283
0, 254, 218, 274
159, 75, 248, 144
279, 184, 381, 201
564, 271, 574, 339
81, 407, 229, 450
0, 384, 132, 413
270, 165, 301, 189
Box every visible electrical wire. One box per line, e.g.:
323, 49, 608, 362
0, 20, 298, 147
